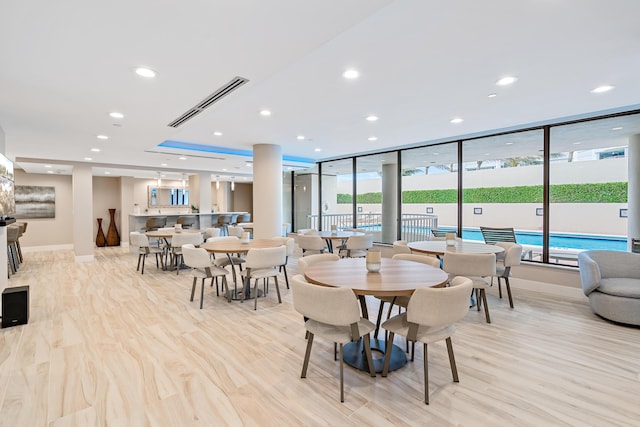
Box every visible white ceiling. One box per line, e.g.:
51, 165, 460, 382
1, 0, 639, 182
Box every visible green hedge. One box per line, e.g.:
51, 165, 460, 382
336, 182, 627, 204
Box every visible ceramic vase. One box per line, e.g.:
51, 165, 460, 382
95, 218, 106, 247
106, 208, 120, 246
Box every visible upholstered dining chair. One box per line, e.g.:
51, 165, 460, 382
443, 252, 496, 323
241, 246, 287, 310
203, 227, 221, 240
340, 234, 373, 258
290, 274, 376, 402
206, 236, 246, 289
272, 236, 295, 288
297, 253, 340, 274
144, 216, 167, 231
182, 244, 230, 308
392, 240, 412, 255
170, 232, 204, 275
129, 231, 164, 274
374, 253, 442, 339
381, 276, 473, 404
296, 234, 326, 256
494, 242, 523, 308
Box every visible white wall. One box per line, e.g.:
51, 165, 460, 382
92, 177, 121, 243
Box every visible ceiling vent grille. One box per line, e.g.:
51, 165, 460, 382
167, 76, 249, 128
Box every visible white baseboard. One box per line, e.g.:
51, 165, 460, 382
22, 244, 74, 253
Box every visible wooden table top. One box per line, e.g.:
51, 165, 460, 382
304, 257, 448, 297
145, 229, 204, 238
315, 230, 364, 240
200, 238, 284, 254
407, 240, 505, 256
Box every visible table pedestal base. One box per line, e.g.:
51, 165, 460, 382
343, 338, 407, 373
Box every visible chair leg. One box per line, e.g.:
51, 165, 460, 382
301, 332, 314, 378
362, 334, 376, 377
140, 254, 146, 274
374, 302, 385, 339
497, 277, 503, 298
446, 337, 459, 382
274, 276, 282, 303
190, 276, 197, 302
382, 332, 395, 377
505, 277, 514, 308
155, 253, 160, 269
481, 289, 491, 323
200, 278, 206, 309
136, 253, 143, 272
254, 279, 259, 310
424, 343, 429, 405
339, 343, 344, 403
476, 289, 481, 311
334, 343, 337, 361
282, 264, 289, 289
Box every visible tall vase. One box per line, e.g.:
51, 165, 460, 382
95, 218, 106, 247
106, 208, 120, 246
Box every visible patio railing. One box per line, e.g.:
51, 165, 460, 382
306, 213, 438, 242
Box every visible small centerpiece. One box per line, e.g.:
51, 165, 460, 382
445, 232, 457, 246
330, 224, 337, 235
174, 223, 182, 233
240, 231, 251, 244
366, 250, 381, 273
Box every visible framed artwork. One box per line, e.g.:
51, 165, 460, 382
426, 207, 434, 214
473, 207, 483, 215
15, 186, 55, 219
620, 208, 628, 218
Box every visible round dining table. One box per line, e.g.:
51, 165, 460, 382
314, 230, 364, 253
200, 238, 284, 300
145, 229, 205, 270
407, 240, 505, 256
304, 257, 448, 373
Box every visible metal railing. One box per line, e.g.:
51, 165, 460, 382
306, 213, 438, 242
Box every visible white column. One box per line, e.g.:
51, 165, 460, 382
73, 164, 94, 262
628, 135, 640, 250
197, 172, 212, 215
119, 176, 134, 247
253, 144, 282, 238
381, 163, 398, 243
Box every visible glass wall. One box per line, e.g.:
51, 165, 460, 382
354, 152, 397, 244
462, 130, 543, 258
401, 143, 458, 242
548, 115, 638, 265
318, 159, 353, 231
292, 165, 318, 232
306, 109, 640, 266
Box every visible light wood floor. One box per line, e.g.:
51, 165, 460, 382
1, 247, 638, 427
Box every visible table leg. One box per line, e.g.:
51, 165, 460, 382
343, 338, 407, 373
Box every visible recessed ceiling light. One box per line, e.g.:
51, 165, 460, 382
368, 136, 378, 141
591, 85, 614, 93
296, 135, 305, 140
97, 135, 109, 140
612, 127, 623, 131
488, 93, 497, 98
161, 163, 167, 167
343, 69, 359, 79
105, 171, 111, 175
109, 112, 124, 119
44, 165, 52, 168
314, 148, 322, 152
91, 148, 101, 152
496, 76, 517, 86
484, 153, 490, 156
366, 115, 378, 122
213, 131, 223, 136
287, 167, 293, 170
135, 67, 156, 78
222, 168, 227, 171
259, 109, 272, 116
450, 117, 464, 124
84, 157, 92, 161
178, 156, 187, 160
47, 170, 54, 174
246, 162, 252, 167
505, 142, 513, 145
573, 141, 582, 145
433, 153, 439, 156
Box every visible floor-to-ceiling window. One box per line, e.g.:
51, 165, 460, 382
548, 114, 638, 265
292, 165, 318, 232
319, 159, 353, 231
462, 130, 544, 257
401, 143, 458, 242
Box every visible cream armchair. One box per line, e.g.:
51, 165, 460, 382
578, 250, 640, 326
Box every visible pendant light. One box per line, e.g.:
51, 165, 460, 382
231, 176, 235, 191
216, 175, 220, 190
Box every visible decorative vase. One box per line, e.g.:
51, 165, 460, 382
366, 250, 381, 273
106, 208, 120, 246
95, 218, 106, 247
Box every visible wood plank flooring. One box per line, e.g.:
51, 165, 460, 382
0, 247, 638, 426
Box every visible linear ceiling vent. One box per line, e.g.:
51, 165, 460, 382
167, 76, 249, 128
